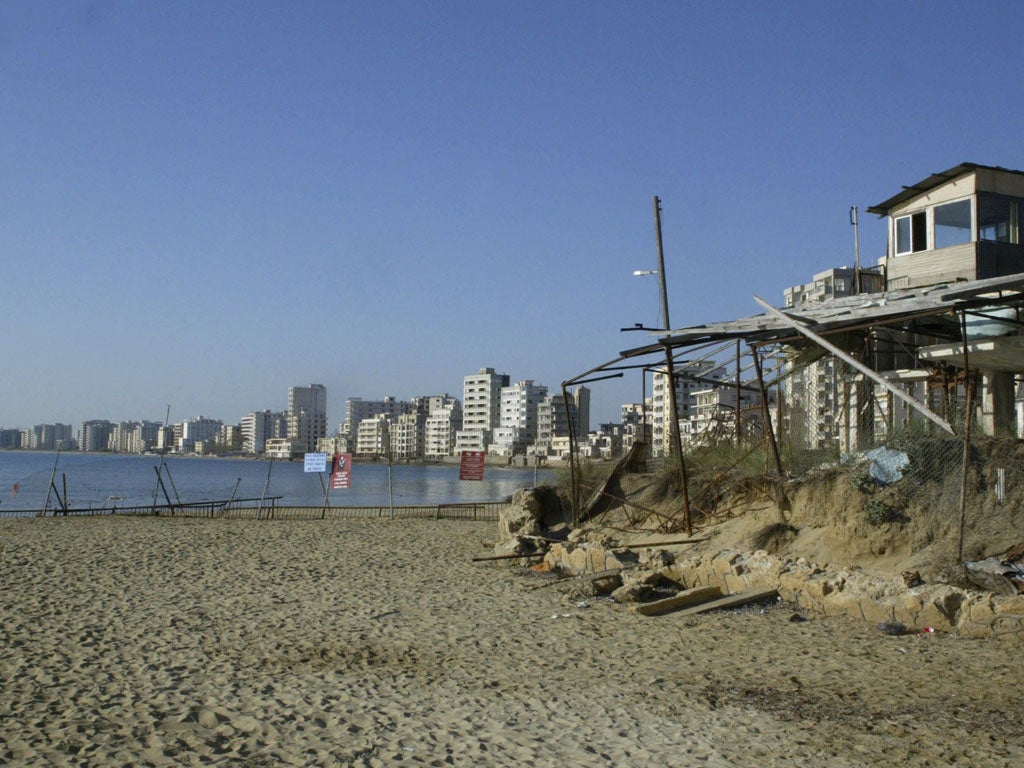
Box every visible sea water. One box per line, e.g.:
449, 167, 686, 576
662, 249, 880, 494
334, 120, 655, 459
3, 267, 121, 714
0, 452, 555, 513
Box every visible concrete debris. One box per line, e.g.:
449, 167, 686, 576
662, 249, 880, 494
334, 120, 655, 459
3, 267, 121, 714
538, 536, 1024, 638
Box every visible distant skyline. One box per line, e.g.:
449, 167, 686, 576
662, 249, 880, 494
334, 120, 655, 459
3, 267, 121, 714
4, 1, 1024, 429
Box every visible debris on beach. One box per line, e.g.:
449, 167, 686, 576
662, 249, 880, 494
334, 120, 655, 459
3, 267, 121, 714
877, 621, 910, 636
862, 447, 911, 485
964, 544, 1024, 595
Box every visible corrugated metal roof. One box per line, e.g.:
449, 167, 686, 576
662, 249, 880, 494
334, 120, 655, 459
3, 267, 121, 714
866, 162, 1024, 216
615, 272, 1024, 360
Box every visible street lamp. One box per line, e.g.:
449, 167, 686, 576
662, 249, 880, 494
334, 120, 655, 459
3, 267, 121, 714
632, 197, 672, 332
632, 268, 669, 331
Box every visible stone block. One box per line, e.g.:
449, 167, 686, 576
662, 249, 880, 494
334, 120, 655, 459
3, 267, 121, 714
822, 591, 863, 621
991, 615, 1024, 636
915, 602, 955, 633
639, 548, 674, 569
858, 598, 896, 625
802, 575, 837, 599
568, 547, 589, 574
993, 596, 1024, 615
710, 551, 743, 578
777, 571, 810, 602
968, 597, 996, 624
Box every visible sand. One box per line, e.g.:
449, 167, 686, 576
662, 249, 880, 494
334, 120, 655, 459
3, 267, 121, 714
1, 516, 1022, 767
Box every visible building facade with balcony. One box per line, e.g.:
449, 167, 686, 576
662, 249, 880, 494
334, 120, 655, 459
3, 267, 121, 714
455, 368, 509, 453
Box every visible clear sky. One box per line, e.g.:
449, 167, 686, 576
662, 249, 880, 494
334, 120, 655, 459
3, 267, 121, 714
3, 1, 1024, 430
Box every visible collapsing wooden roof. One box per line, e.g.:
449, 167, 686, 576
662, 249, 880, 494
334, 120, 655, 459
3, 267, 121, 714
563, 272, 1024, 390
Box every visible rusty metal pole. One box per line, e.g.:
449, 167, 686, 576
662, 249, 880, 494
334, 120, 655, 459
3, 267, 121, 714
663, 348, 693, 536
957, 312, 974, 565
562, 382, 580, 525
752, 346, 784, 477
735, 339, 742, 446
641, 367, 650, 465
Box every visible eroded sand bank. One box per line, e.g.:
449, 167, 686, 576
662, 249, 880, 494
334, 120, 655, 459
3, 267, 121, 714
1, 516, 1022, 767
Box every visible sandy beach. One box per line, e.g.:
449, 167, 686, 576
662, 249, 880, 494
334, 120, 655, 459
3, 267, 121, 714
1, 516, 1022, 767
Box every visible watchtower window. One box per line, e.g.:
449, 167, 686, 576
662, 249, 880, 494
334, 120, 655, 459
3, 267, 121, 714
933, 199, 972, 248
896, 211, 927, 254
978, 194, 1016, 243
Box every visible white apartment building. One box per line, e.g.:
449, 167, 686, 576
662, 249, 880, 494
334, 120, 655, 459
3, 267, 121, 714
455, 368, 509, 453
686, 386, 770, 446
217, 424, 241, 451
108, 421, 160, 453
340, 396, 409, 438
26, 423, 74, 451
490, 380, 547, 456
356, 415, 390, 456
650, 362, 727, 457
783, 266, 884, 309
264, 437, 297, 460
241, 410, 288, 454
179, 416, 223, 453
79, 420, 114, 452
536, 393, 571, 454
288, 384, 327, 453
317, 434, 351, 455
535, 385, 590, 454
424, 396, 462, 458
391, 411, 425, 460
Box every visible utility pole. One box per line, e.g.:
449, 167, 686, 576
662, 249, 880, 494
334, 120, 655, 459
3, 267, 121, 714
653, 196, 671, 330
653, 196, 691, 535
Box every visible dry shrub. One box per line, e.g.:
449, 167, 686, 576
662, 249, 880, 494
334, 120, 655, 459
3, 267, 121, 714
749, 522, 798, 553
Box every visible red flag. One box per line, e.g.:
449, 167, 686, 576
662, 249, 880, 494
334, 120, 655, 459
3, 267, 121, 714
11, 482, 19, 499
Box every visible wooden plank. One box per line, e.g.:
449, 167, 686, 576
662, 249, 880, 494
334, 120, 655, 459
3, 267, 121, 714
667, 586, 779, 617
634, 585, 723, 616
616, 537, 709, 549
471, 552, 545, 562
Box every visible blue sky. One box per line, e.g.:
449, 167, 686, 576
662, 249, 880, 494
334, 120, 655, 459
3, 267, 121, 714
3, 1, 1023, 430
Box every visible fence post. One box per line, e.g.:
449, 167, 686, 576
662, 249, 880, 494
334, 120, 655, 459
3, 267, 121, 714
752, 346, 784, 477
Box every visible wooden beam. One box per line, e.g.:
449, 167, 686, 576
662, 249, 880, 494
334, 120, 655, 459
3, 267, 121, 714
667, 586, 779, 617
753, 296, 954, 435
634, 585, 723, 616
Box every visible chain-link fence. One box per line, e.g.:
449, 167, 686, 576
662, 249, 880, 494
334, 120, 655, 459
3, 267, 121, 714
631, 341, 1024, 562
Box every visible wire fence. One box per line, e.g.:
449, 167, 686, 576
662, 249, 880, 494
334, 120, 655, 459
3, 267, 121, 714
635, 341, 1024, 560
0, 455, 521, 520
2, 500, 504, 522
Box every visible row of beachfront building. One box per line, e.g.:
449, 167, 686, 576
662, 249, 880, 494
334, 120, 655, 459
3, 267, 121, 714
10, 163, 1024, 461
